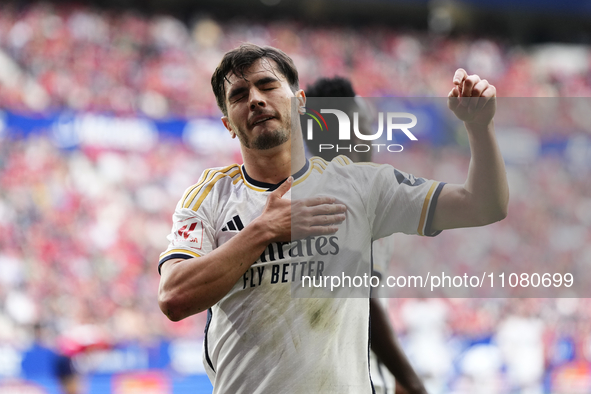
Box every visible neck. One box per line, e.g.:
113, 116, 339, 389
241, 136, 306, 184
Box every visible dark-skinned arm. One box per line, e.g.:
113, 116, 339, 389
371, 298, 428, 394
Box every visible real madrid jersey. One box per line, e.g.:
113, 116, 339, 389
159, 156, 444, 394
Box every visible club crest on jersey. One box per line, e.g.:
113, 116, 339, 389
394, 169, 426, 187
173, 217, 204, 249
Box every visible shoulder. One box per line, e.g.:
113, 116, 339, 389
179, 164, 243, 211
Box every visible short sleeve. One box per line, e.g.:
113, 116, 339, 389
365, 164, 445, 239
158, 188, 217, 275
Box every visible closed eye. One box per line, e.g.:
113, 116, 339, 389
255, 77, 280, 91
228, 86, 247, 103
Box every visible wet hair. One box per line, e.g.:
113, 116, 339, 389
211, 43, 300, 116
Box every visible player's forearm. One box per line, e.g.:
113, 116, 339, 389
370, 300, 428, 394
463, 120, 509, 224
158, 218, 274, 321
387, 354, 428, 394
372, 338, 427, 394
431, 120, 508, 230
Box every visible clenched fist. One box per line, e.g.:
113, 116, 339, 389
448, 68, 496, 127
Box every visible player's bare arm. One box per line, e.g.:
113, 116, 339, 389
431, 68, 509, 231
158, 177, 347, 321
370, 299, 428, 394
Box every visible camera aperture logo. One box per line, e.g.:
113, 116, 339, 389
304, 109, 418, 154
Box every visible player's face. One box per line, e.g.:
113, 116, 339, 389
221, 58, 303, 151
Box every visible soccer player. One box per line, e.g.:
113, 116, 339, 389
158, 43, 508, 393
305, 76, 427, 394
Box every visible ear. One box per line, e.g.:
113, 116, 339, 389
221, 116, 236, 139
295, 90, 306, 115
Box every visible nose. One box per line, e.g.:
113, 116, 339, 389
248, 88, 266, 111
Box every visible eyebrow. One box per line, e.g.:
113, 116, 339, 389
227, 76, 280, 101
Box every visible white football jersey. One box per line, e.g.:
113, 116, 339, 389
159, 156, 443, 394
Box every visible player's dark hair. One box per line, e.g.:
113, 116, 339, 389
211, 43, 300, 116
304, 76, 365, 161
305, 76, 356, 98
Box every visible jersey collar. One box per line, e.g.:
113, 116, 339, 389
241, 159, 310, 191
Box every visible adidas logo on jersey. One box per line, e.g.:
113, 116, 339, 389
222, 215, 244, 232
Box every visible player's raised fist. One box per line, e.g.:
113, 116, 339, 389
448, 68, 496, 126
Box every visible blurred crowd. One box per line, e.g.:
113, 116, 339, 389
1, 2, 591, 119
1, 2, 591, 393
